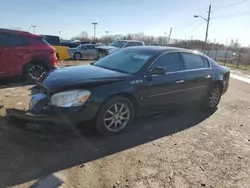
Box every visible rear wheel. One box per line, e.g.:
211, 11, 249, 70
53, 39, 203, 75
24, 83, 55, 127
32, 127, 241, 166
24, 63, 48, 83
96, 97, 135, 136
73, 53, 82, 60
203, 84, 222, 110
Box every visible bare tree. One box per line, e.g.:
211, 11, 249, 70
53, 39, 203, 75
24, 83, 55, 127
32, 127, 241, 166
71, 31, 89, 42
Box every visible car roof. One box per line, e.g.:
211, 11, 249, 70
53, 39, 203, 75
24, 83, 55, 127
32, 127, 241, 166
126, 46, 206, 56
43, 35, 59, 38
80, 43, 97, 46
120, 40, 144, 43
0, 28, 41, 37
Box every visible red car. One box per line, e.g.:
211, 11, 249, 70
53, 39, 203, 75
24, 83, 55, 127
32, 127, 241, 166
0, 28, 58, 82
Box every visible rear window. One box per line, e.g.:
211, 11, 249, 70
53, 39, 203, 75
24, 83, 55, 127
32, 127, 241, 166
43, 35, 60, 45
125, 42, 143, 47
29, 37, 51, 46
42, 38, 51, 46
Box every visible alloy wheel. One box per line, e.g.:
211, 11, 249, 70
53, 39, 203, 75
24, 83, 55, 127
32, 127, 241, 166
208, 88, 220, 108
75, 53, 81, 60
29, 65, 46, 81
103, 103, 130, 132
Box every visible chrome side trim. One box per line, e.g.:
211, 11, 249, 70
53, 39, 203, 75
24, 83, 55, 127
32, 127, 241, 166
148, 85, 206, 98
144, 68, 212, 77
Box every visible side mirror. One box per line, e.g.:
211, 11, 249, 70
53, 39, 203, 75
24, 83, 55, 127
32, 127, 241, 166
150, 66, 166, 75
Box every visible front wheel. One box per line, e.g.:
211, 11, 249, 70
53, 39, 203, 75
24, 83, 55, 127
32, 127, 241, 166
96, 97, 135, 136
203, 84, 222, 110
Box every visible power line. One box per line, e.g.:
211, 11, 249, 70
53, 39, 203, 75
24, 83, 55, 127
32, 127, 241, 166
174, 5, 209, 31
212, 10, 250, 18
185, 22, 205, 34
180, 20, 205, 35
213, 0, 250, 12
214, 0, 225, 4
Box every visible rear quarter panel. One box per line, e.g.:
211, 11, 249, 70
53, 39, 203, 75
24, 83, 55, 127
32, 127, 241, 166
210, 59, 230, 93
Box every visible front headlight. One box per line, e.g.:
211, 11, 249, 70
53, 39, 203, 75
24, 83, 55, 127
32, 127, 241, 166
50, 90, 91, 107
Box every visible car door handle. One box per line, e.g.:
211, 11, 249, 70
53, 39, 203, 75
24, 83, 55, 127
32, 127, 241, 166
205, 75, 211, 78
175, 80, 184, 84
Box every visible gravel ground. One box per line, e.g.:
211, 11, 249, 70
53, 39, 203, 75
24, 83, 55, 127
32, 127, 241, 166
0, 62, 250, 188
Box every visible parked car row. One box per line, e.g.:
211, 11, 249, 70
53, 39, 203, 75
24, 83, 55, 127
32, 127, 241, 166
6, 45, 230, 135
68, 40, 145, 60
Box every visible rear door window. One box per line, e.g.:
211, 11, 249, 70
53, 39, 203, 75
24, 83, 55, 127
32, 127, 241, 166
151, 52, 182, 72
181, 53, 208, 70
87, 45, 94, 49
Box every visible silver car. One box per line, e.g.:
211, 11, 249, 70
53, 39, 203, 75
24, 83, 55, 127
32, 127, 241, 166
68, 44, 100, 60
95, 40, 145, 59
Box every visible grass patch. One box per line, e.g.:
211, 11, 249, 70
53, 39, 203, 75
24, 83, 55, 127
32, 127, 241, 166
218, 61, 250, 71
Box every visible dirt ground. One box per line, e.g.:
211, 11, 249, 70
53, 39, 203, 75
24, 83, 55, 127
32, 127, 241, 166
0, 61, 250, 188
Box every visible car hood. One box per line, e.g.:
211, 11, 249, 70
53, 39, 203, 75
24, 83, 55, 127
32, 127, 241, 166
42, 65, 131, 94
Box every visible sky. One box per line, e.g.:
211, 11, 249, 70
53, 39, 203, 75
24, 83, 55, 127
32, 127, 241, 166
1, 0, 250, 46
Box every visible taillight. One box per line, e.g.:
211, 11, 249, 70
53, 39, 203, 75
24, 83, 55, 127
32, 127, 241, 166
52, 57, 58, 66
50, 48, 58, 66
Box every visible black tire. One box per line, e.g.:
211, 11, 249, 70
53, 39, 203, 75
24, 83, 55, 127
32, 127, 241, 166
203, 84, 222, 110
96, 96, 135, 136
56, 53, 60, 60
24, 63, 48, 84
73, 53, 82, 60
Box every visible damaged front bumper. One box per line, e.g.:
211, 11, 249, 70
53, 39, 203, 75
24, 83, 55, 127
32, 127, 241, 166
5, 86, 98, 132
6, 105, 97, 132
5, 108, 79, 132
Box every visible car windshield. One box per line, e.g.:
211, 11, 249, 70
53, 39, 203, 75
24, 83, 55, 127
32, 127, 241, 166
93, 48, 157, 74
110, 41, 127, 48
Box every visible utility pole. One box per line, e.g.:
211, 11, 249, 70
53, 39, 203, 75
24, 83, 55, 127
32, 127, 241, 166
194, 4, 211, 51
237, 48, 243, 68
205, 5, 211, 46
168, 27, 172, 44
224, 47, 229, 65
92, 22, 98, 41
212, 38, 216, 50
59, 31, 61, 38
32, 25, 36, 34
